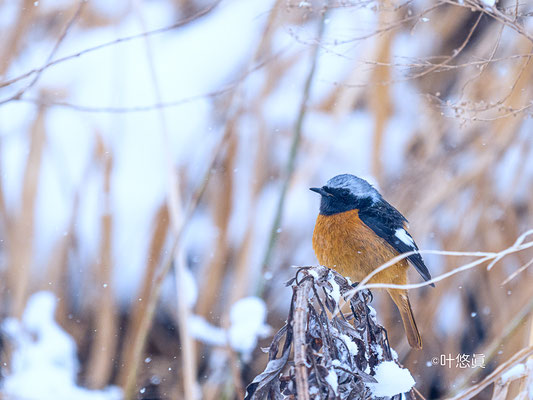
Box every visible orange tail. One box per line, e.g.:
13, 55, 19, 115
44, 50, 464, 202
387, 289, 422, 350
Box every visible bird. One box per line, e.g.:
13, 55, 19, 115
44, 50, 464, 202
310, 174, 433, 349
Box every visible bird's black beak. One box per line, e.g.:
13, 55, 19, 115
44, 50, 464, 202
310, 187, 330, 196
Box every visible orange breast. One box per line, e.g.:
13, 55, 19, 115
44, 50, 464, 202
312, 209, 408, 285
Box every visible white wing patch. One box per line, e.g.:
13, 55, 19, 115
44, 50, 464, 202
395, 228, 415, 248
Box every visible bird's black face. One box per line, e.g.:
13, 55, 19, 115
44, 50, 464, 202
310, 186, 373, 215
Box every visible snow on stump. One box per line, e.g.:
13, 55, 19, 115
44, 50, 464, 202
245, 266, 416, 400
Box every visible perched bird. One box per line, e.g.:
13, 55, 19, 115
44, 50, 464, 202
311, 174, 433, 349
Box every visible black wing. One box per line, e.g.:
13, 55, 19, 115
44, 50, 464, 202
359, 200, 434, 286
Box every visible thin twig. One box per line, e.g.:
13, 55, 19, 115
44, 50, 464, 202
405, 11, 483, 81
501, 257, 533, 285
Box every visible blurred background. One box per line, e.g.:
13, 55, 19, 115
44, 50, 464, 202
1, 0, 533, 399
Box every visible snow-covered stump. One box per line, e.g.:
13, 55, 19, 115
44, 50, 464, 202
245, 266, 415, 400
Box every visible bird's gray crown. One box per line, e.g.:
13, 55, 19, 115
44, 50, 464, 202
326, 174, 380, 202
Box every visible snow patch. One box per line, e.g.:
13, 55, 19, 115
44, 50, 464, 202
326, 272, 341, 304
189, 296, 271, 361
526, 359, 533, 396
367, 305, 377, 321
481, 0, 496, 7
366, 361, 415, 397
325, 368, 338, 395
501, 363, 526, 384
229, 297, 271, 360
308, 268, 320, 281
340, 334, 358, 355
180, 266, 198, 307
188, 315, 226, 347
2, 292, 122, 400
372, 343, 384, 360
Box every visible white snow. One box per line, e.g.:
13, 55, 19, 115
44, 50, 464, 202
308, 268, 321, 281
188, 314, 226, 347
395, 228, 415, 248
2, 292, 122, 400
325, 368, 339, 395
366, 361, 415, 397
526, 359, 533, 397
481, 0, 496, 7
340, 334, 358, 355
367, 305, 377, 321
326, 272, 342, 304
190, 297, 271, 361
229, 297, 271, 361
371, 343, 383, 360
180, 265, 198, 307
501, 363, 526, 384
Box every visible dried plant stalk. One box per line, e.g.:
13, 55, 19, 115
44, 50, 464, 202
293, 277, 312, 400
118, 202, 169, 391
86, 149, 117, 389
246, 265, 413, 400
0, 0, 36, 76
8, 107, 46, 318
195, 132, 236, 319
369, 1, 394, 184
